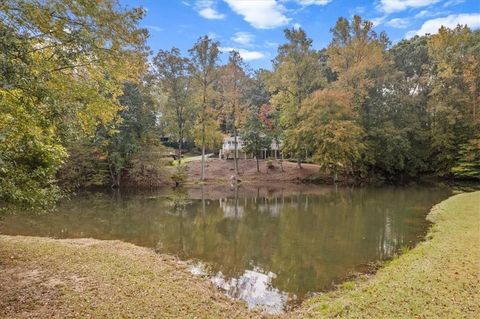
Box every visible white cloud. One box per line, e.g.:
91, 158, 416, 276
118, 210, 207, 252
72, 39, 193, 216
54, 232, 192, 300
386, 18, 410, 29
378, 0, 440, 13
208, 32, 220, 39
232, 32, 254, 45
199, 7, 225, 19
146, 25, 163, 32
223, 0, 290, 29
406, 13, 480, 38
371, 15, 389, 26
220, 47, 266, 61
443, 0, 465, 8
351, 6, 366, 14
414, 10, 449, 19
265, 40, 279, 48
293, 22, 302, 30
415, 10, 429, 18
196, 0, 225, 20
295, 0, 332, 5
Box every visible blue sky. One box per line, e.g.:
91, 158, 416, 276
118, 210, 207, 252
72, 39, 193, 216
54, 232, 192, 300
120, 0, 480, 69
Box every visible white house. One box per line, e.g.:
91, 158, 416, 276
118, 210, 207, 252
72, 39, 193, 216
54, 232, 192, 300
219, 136, 281, 160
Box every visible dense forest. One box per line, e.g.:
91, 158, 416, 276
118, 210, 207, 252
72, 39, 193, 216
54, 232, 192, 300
1, 0, 479, 208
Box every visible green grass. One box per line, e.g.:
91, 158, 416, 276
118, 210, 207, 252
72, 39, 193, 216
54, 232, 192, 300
171, 154, 206, 167
293, 191, 480, 318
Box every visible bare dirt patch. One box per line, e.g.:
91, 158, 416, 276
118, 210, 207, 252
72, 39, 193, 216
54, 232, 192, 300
185, 158, 330, 183
0, 264, 64, 318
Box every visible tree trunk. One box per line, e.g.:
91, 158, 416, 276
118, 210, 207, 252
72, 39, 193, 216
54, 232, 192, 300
296, 138, 303, 169
297, 93, 303, 169
178, 137, 183, 165
256, 154, 259, 172
234, 127, 239, 176
297, 157, 302, 169
108, 163, 120, 189
201, 121, 206, 181
200, 84, 207, 181
473, 90, 477, 124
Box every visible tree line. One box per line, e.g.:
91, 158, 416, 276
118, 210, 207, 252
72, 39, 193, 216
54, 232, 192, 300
1, 1, 479, 208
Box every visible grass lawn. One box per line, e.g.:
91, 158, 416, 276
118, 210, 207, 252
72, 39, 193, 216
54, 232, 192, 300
0, 237, 257, 318
171, 153, 211, 167
292, 191, 480, 318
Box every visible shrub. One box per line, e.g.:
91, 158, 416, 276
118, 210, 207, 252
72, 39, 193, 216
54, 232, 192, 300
266, 160, 275, 169
171, 165, 188, 186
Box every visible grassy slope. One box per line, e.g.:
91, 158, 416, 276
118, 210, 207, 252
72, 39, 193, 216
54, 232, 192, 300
171, 154, 206, 167
293, 191, 480, 319
0, 237, 257, 319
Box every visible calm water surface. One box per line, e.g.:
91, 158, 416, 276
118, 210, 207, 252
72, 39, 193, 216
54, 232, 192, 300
0, 185, 451, 313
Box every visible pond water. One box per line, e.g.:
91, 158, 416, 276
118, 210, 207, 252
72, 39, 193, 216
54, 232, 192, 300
0, 184, 451, 313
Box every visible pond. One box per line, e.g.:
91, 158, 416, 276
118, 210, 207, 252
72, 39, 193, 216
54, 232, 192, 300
0, 184, 451, 313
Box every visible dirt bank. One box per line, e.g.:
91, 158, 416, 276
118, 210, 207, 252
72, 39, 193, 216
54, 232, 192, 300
185, 158, 329, 183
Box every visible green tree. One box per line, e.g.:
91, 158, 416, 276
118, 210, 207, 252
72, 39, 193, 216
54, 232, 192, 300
451, 139, 480, 180
0, 0, 147, 207
327, 15, 390, 128
192, 118, 223, 153
268, 27, 323, 168
300, 89, 365, 182
105, 82, 162, 188
219, 51, 248, 175
387, 35, 431, 178
327, 15, 427, 182
241, 105, 271, 172
245, 71, 280, 156
427, 26, 478, 175
152, 48, 194, 165
58, 82, 165, 189
189, 36, 220, 181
